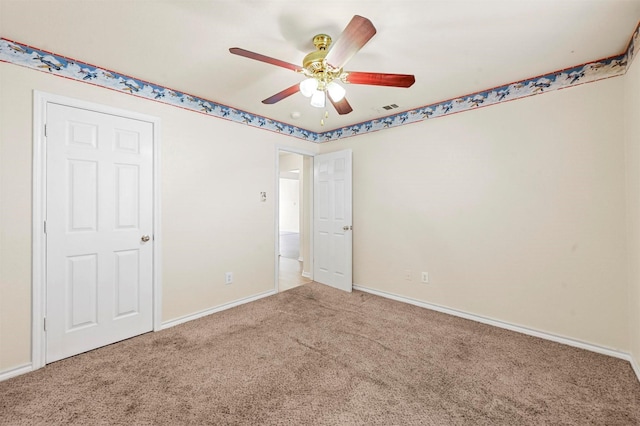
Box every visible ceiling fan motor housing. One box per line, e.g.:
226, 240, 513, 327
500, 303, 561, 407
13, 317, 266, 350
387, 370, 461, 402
302, 34, 342, 85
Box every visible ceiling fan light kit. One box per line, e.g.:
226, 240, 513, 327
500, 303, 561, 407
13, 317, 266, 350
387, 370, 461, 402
326, 82, 346, 102
229, 15, 416, 124
299, 78, 319, 97
310, 89, 326, 108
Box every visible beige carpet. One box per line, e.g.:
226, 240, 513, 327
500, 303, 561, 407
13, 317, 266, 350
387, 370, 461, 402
1, 282, 639, 425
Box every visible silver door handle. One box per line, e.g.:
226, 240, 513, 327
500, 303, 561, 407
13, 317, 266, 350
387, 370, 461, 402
342, 226, 352, 231
141, 235, 150, 242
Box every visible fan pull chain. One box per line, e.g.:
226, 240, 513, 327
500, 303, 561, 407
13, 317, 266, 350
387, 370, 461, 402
321, 110, 329, 126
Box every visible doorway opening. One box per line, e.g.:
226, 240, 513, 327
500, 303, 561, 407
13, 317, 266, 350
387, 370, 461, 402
277, 150, 313, 292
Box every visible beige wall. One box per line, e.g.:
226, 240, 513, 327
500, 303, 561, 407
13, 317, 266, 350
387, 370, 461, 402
0, 53, 635, 374
625, 53, 640, 372
279, 179, 300, 233
279, 153, 303, 233
279, 152, 303, 175
321, 77, 629, 351
0, 61, 318, 371
302, 156, 313, 276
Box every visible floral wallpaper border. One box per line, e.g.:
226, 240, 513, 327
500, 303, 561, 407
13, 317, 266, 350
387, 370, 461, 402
1, 22, 638, 143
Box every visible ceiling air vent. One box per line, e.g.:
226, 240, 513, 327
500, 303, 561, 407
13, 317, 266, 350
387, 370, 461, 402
374, 104, 400, 113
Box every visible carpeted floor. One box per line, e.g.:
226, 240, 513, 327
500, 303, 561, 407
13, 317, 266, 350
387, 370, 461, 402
1, 282, 640, 425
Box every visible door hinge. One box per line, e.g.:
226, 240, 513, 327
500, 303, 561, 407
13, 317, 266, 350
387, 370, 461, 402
44, 124, 47, 138
43, 317, 46, 331
44, 221, 47, 234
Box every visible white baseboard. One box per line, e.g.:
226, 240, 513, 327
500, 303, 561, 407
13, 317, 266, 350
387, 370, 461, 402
631, 355, 640, 383
0, 363, 33, 382
353, 284, 634, 364
161, 289, 277, 330
0, 290, 278, 381
301, 271, 311, 279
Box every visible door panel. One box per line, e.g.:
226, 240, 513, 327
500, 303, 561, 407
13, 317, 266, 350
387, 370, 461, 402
115, 164, 140, 228
313, 149, 353, 292
68, 160, 98, 231
66, 254, 98, 330
46, 103, 153, 363
114, 249, 140, 318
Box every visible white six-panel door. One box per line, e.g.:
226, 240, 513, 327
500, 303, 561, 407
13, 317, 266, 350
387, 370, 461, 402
313, 149, 353, 292
45, 103, 154, 363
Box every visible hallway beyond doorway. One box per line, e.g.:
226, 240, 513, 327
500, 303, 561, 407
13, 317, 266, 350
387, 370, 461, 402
279, 231, 299, 259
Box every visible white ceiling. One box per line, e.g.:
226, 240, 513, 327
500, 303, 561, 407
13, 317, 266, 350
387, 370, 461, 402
2, 0, 639, 132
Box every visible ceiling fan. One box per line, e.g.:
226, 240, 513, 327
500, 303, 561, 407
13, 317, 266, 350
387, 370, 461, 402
229, 15, 415, 121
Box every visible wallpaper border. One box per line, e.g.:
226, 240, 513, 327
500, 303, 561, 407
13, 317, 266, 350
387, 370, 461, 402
1, 21, 638, 143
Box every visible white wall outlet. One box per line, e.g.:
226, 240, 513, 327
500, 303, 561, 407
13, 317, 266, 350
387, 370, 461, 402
225, 272, 233, 284
404, 270, 412, 281
421, 272, 429, 283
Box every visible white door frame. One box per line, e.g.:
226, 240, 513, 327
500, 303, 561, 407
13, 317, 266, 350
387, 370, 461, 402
275, 146, 315, 290
31, 91, 163, 370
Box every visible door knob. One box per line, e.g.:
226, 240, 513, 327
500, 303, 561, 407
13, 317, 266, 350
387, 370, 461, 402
141, 235, 150, 242
342, 225, 352, 231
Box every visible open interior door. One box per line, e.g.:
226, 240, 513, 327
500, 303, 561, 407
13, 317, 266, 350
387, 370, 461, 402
313, 149, 353, 292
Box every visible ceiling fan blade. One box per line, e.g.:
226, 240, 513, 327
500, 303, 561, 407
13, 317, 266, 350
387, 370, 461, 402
262, 84, 300, 104
324, 15, 377, 69
329, 95, 353, 115
344, 72, 416, 88
229, 47, 301, 72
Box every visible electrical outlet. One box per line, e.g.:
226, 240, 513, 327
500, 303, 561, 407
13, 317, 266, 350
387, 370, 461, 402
421, 272, 429, 283
404, 270, 412, 281
225, 272, 233, 284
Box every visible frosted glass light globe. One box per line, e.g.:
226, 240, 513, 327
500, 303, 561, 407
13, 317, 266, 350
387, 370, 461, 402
310, 90, 326, 108
299, 78, 318, 97
326, 82, 346, 102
